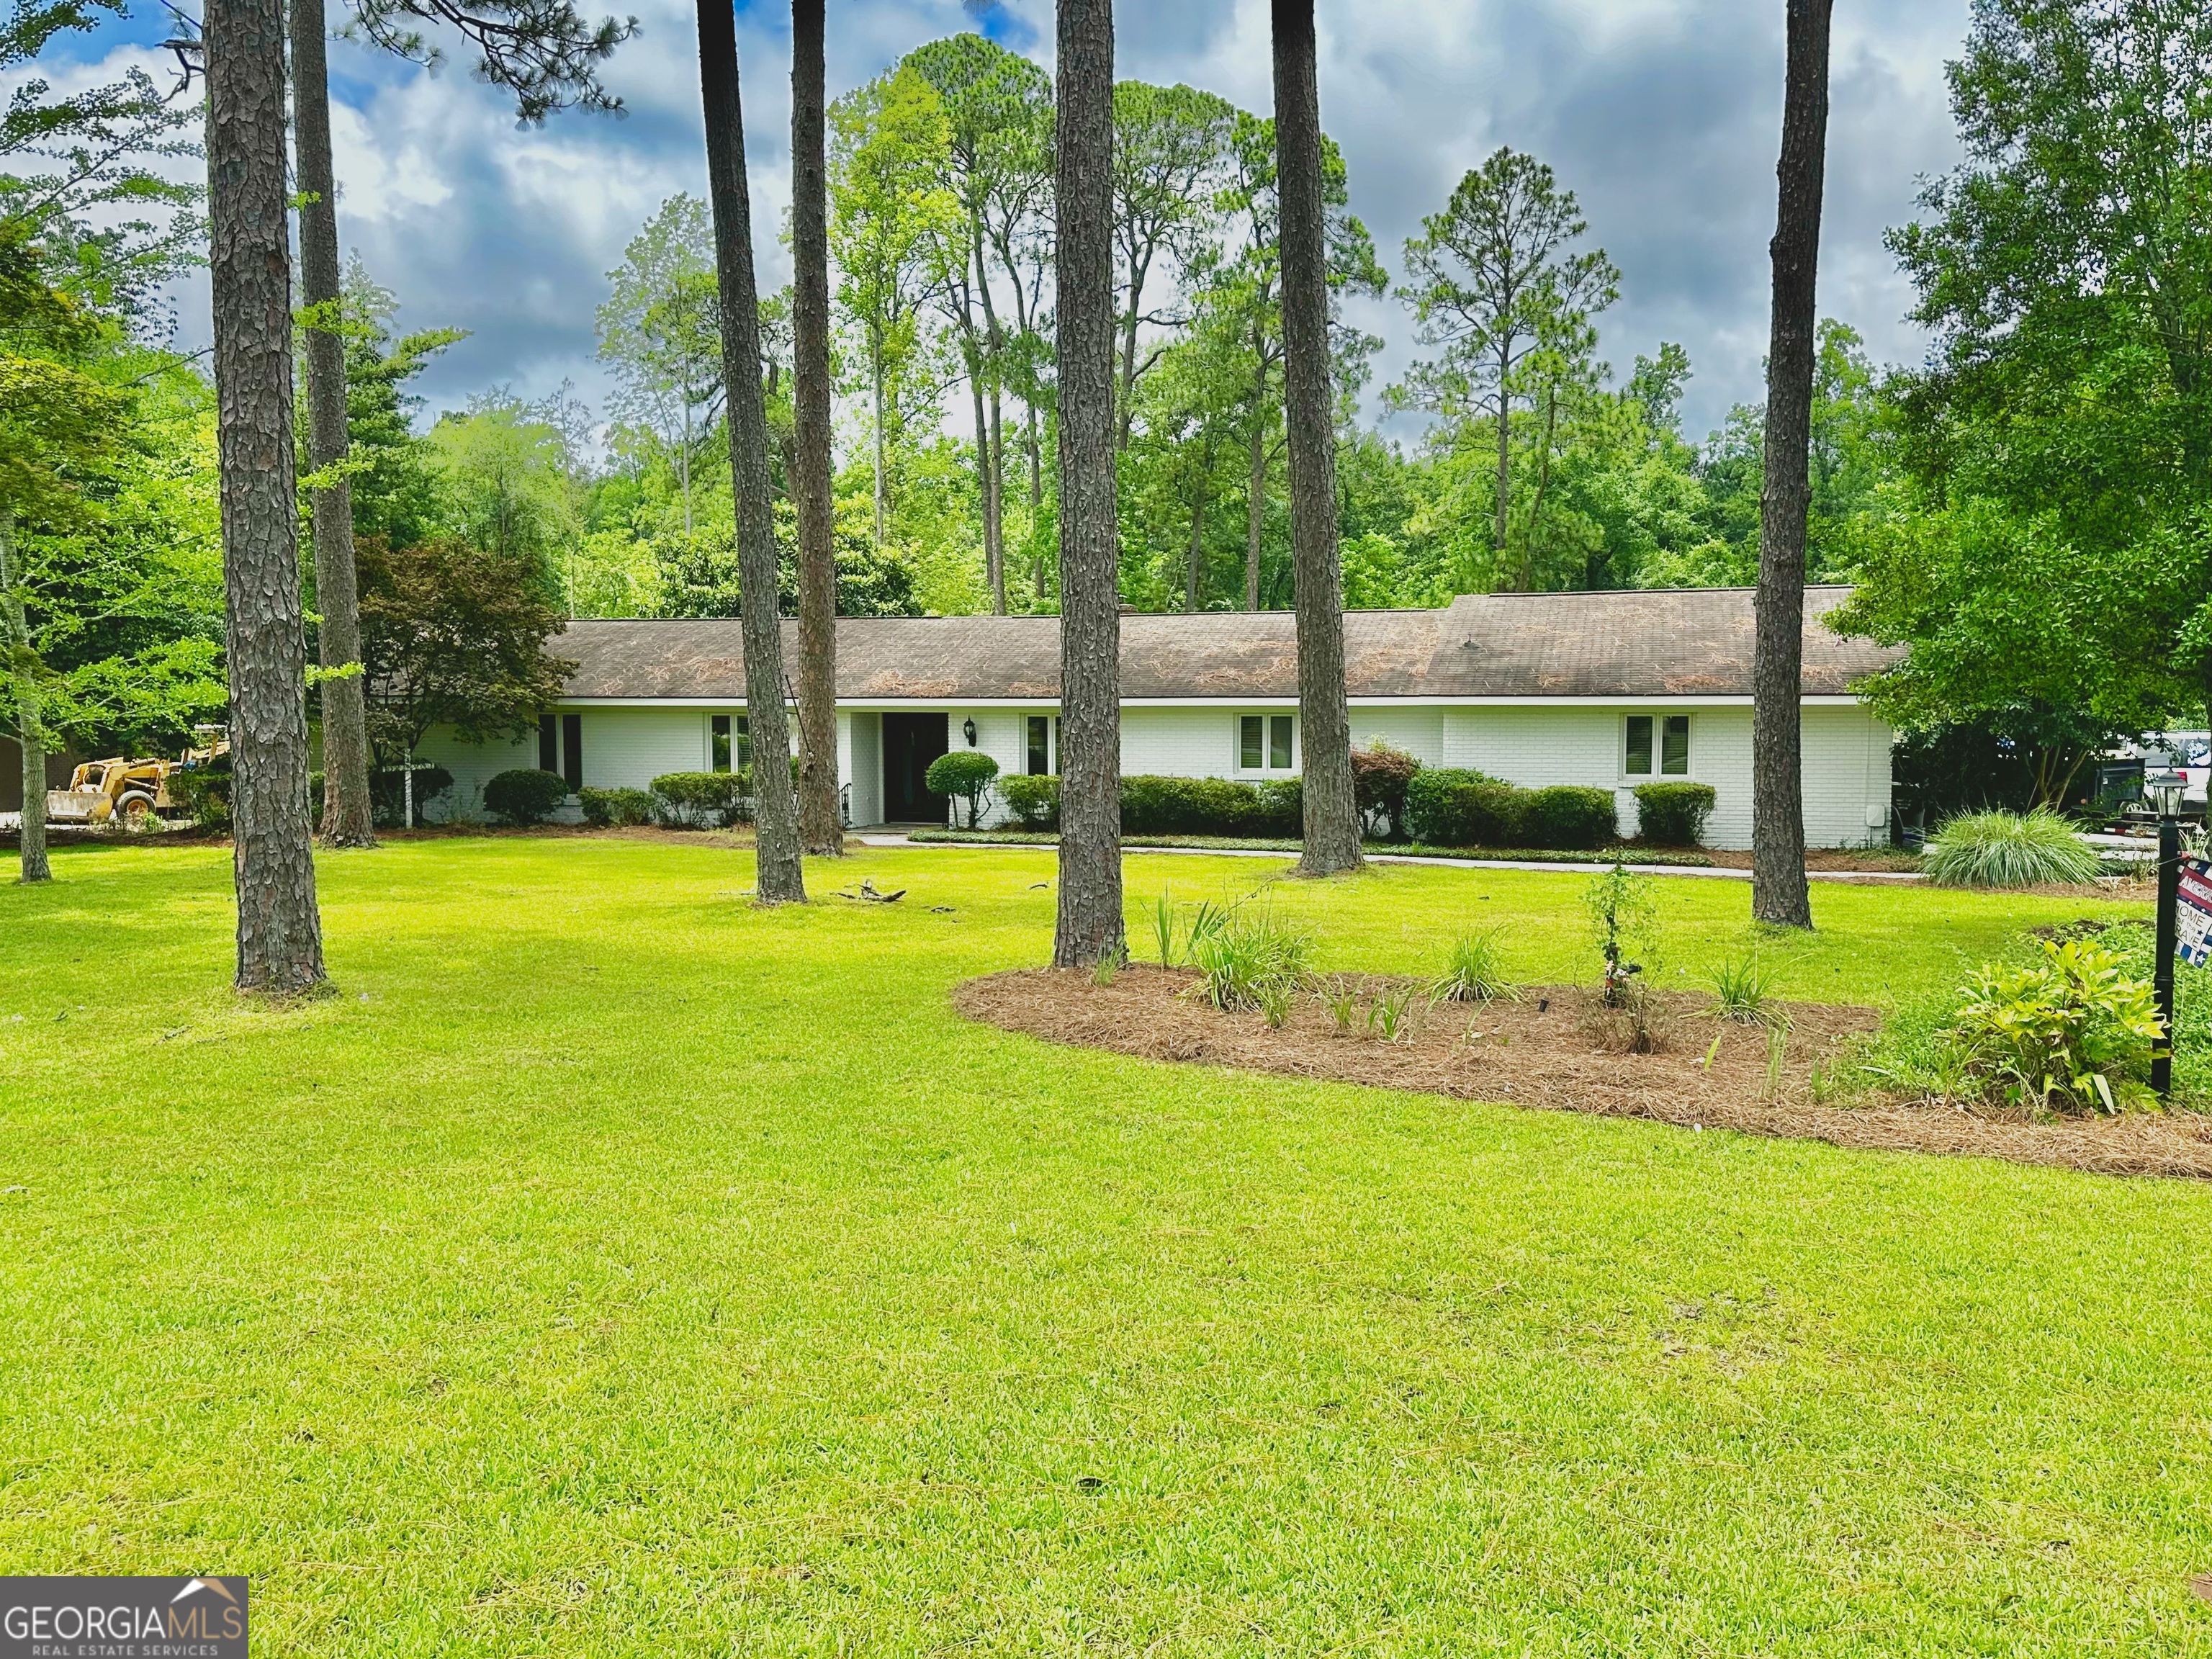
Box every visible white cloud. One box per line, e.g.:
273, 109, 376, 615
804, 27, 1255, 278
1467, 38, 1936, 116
138, 0, 1974, 438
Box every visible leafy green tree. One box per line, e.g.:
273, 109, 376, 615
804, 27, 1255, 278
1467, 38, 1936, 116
829, 63, 961, 548
1834, 0, 2212, 788
427, 392, 584, 590
356, 533, 573, 765
595, 194, 722, 534
1392, 148, 1620, 586
904, 33, 1053, 613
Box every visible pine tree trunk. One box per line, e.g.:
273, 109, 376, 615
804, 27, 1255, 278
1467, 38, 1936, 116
291, 0, 375, 849
871, 345, 889, 547
1752, 0, 1832, 931
1, 513, 51, 885
1245, 404, 1265, 611
1272, 0, 1360, 878
696, 0, 804, 904
207, 0, 327, 992
1052, 0, 1123, 969
971, 371, 1005, 613
790, 0, 841, 857
1185, 458, 1209, 611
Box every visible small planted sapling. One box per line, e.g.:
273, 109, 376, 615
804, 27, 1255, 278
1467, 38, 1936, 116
1584, 861, 1658, 1008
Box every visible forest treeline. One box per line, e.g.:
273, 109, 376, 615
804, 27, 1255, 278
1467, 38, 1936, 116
6, 3, 2211, 811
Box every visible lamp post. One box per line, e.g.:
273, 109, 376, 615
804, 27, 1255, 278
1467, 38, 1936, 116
2147, 769, 2185, 1098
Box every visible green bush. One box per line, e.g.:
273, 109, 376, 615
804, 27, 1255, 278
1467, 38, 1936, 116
1120, 774, 1296, 837
926, 749, 1001, 829
999, 773, 1060, 830
649, 771, 746, 830
1925, 807, 2101, 888
166, 764, 231, 829
1403, 768, 1520, 846
1523, 786, 1618, 850
1949, 939, 2162, 1115
579, 786, 655, 827
1632, 781, 1717, 847
482, 768, 570, 826
1351, 742, 1421, 840
370, 765, 453, 828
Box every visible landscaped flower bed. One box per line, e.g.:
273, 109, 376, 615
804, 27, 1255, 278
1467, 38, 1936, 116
956, 967, 2212, 1180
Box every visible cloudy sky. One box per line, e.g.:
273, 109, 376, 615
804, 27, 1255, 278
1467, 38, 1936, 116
38, 0, 1974, 442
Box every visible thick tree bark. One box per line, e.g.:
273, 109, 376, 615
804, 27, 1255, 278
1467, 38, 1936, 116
1, 514, 51, 884
696, 0, 804, 904
1272, 0, 1360, 877
290, 0, 375, 850
790, 0, 841, 857
1052, 0, 1123, 969
207, 0, 328, 991
1752, 0, 1833, 931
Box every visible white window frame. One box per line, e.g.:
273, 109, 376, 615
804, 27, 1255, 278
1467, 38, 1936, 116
1621, 712, 1693, 781
1234, 711, 1300, 775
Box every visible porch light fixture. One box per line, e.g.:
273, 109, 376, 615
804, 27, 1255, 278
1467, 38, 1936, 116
963, 718, 978, 747
2148, 770, 2188, 819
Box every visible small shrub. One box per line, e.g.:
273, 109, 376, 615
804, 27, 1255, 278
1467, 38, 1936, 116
1584, 861, 1659, 1007
369, 764, 453, 827
579, 786, 654, 828
1925, 808, 2100, 889
1403, 768, 1515, 846
482, 768, 569, 827
1522, 785, 1617, 850
1632, 781, 1717, 847
650, 771, 745, 830
927, 749, 1001, 829
1254, 976, 1295, 1030
1253, 777, 1303, 837
1190, 908, 1310, 1014
1366, 981, 1420, 1043
166, 765, 231, 829
1707, 953, 1786, 1027
1948, 939, 2162, 1115
1351, 742, 1421, 840
1122, 775, 1282, 837
1318, 974, 1362, 1033
999, 773, 1060, 830
1432, 930, 1520, 1004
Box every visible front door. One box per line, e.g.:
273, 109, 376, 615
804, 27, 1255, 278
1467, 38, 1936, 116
881, 712, 950, 822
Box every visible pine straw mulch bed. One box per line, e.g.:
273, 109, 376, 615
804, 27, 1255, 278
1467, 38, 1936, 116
955, 968, 2212, 1182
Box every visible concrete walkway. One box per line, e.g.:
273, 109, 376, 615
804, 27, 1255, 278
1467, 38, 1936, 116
850, 832, 1928, 885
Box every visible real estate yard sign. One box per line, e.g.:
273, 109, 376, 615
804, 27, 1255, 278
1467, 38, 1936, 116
2177, 858, 2212, 968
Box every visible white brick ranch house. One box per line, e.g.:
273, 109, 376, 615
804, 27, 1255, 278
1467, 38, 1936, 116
414, 585, 1901, 850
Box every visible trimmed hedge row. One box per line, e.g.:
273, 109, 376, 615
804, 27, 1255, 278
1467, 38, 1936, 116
1404, 769, 1618, 850
992, 773, 1302, 837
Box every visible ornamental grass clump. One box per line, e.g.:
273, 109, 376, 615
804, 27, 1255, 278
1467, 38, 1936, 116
1924, 808, 2101, 889
1190, 909, 1310, 1015
1707, 953, 1788, 1028
1431, 930, 1520, 1005
1948, 938, 2163, 1115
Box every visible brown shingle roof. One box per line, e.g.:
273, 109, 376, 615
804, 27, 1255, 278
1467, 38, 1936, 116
553, 585, 1897, 702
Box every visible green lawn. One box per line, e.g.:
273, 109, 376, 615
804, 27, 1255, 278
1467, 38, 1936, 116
2, 835, 2206, 1656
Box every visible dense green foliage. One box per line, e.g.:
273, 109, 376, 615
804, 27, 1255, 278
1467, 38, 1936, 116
1948, 938, 2163, 1116
577, 784, 654, 827
1923, 807, 2103, 889
647, 770, 747, 830
1120, 774, 1302, 837
1632, 781, 1717, 848
1834, 1, 2212, 792
1403, 770, 1617, 850
480, 768, 569, 826
997, 772, 1059, 830
925, 748, 1000, 828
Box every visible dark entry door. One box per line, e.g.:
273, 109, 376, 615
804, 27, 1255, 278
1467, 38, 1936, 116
882, 711, 950, 822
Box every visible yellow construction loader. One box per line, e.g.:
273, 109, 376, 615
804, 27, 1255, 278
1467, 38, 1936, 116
45, 735, 228, 826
